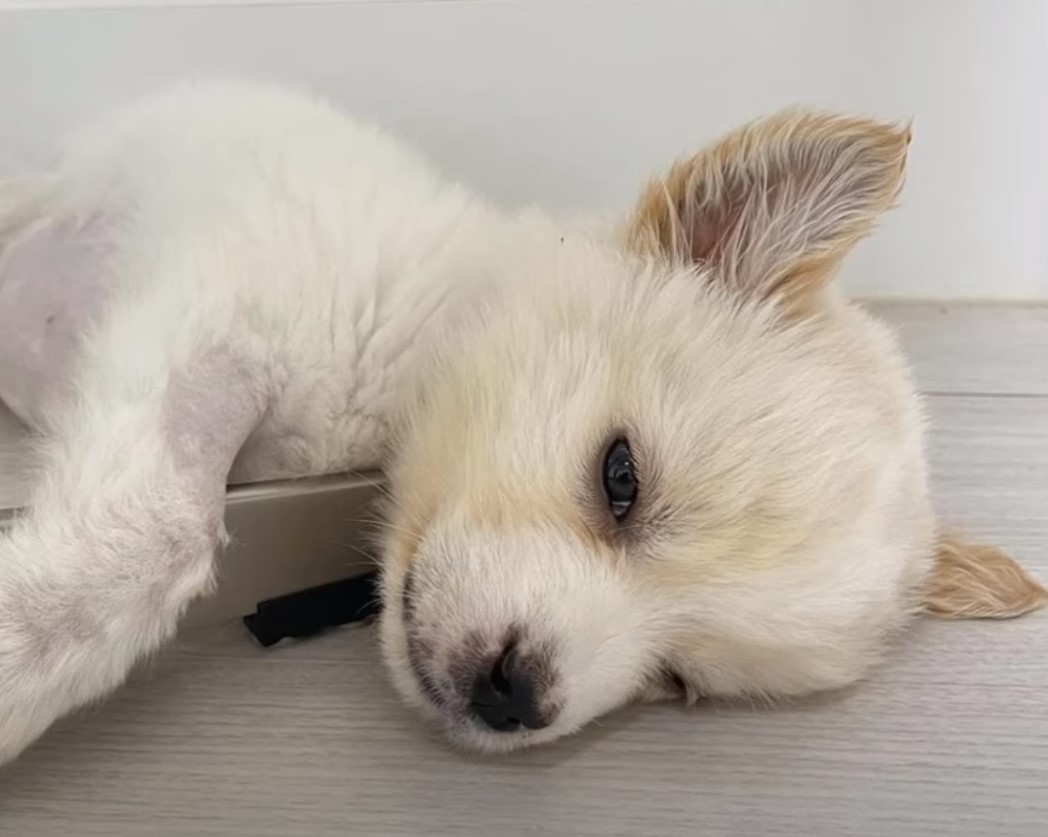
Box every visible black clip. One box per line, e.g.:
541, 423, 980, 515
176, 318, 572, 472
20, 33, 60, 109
243, 571, 382, 648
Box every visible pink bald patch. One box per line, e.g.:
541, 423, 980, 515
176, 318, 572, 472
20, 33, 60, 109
0, 211, 115, 427
163, 349, 269, 489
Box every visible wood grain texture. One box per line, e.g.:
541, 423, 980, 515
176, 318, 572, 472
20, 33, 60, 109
1, 306, 1046, 836
865, 301, 1048, 396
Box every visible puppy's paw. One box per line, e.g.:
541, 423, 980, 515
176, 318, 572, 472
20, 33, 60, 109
0, 624, 65, 767
0, 679, 51, 768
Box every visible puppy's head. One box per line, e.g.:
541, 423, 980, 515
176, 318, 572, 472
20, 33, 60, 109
378, 111, 1045, 751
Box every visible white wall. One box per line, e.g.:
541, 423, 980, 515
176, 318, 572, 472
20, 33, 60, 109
1, 0, 1046, 299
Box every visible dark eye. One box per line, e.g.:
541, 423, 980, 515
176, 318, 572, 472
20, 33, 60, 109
602, 439, 638, 521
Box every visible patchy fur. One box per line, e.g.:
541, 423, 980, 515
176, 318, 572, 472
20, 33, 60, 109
0, 209, 117, 425
0, 81, 1042, 764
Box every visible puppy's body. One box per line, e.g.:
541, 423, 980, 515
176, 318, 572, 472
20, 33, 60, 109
0, 81, 1041, 764
1, 81, 499, 473
0, 82, 488, 760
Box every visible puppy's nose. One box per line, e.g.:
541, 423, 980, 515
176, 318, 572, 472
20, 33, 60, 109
469, 642, 550, 732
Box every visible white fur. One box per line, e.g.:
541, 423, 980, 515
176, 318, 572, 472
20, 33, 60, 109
0, 80, 935, 763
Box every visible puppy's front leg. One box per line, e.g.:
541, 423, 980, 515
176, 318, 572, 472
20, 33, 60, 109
0, 346, 269, 765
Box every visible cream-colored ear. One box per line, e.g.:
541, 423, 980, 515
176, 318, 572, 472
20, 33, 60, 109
925, 534, 1048, 619
626, 109, 910, 315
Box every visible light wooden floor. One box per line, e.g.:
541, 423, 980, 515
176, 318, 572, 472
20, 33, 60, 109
1, 302, 1046, 837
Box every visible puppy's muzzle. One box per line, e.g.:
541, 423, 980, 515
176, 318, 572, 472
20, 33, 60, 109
467, 640, 552, 732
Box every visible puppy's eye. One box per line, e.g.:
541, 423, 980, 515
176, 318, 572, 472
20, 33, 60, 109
602, 439, 638, 521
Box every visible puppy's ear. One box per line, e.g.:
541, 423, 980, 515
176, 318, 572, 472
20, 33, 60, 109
627, 110, 910, 315
925, 534, 1048, 619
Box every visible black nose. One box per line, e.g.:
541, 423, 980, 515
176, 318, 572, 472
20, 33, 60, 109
469, 643, 550, 732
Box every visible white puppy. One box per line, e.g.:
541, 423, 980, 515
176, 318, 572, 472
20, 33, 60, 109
0, 81, 1043, 764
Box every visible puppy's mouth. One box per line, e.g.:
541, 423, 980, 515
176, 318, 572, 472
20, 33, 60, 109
398, 568, 564, 747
